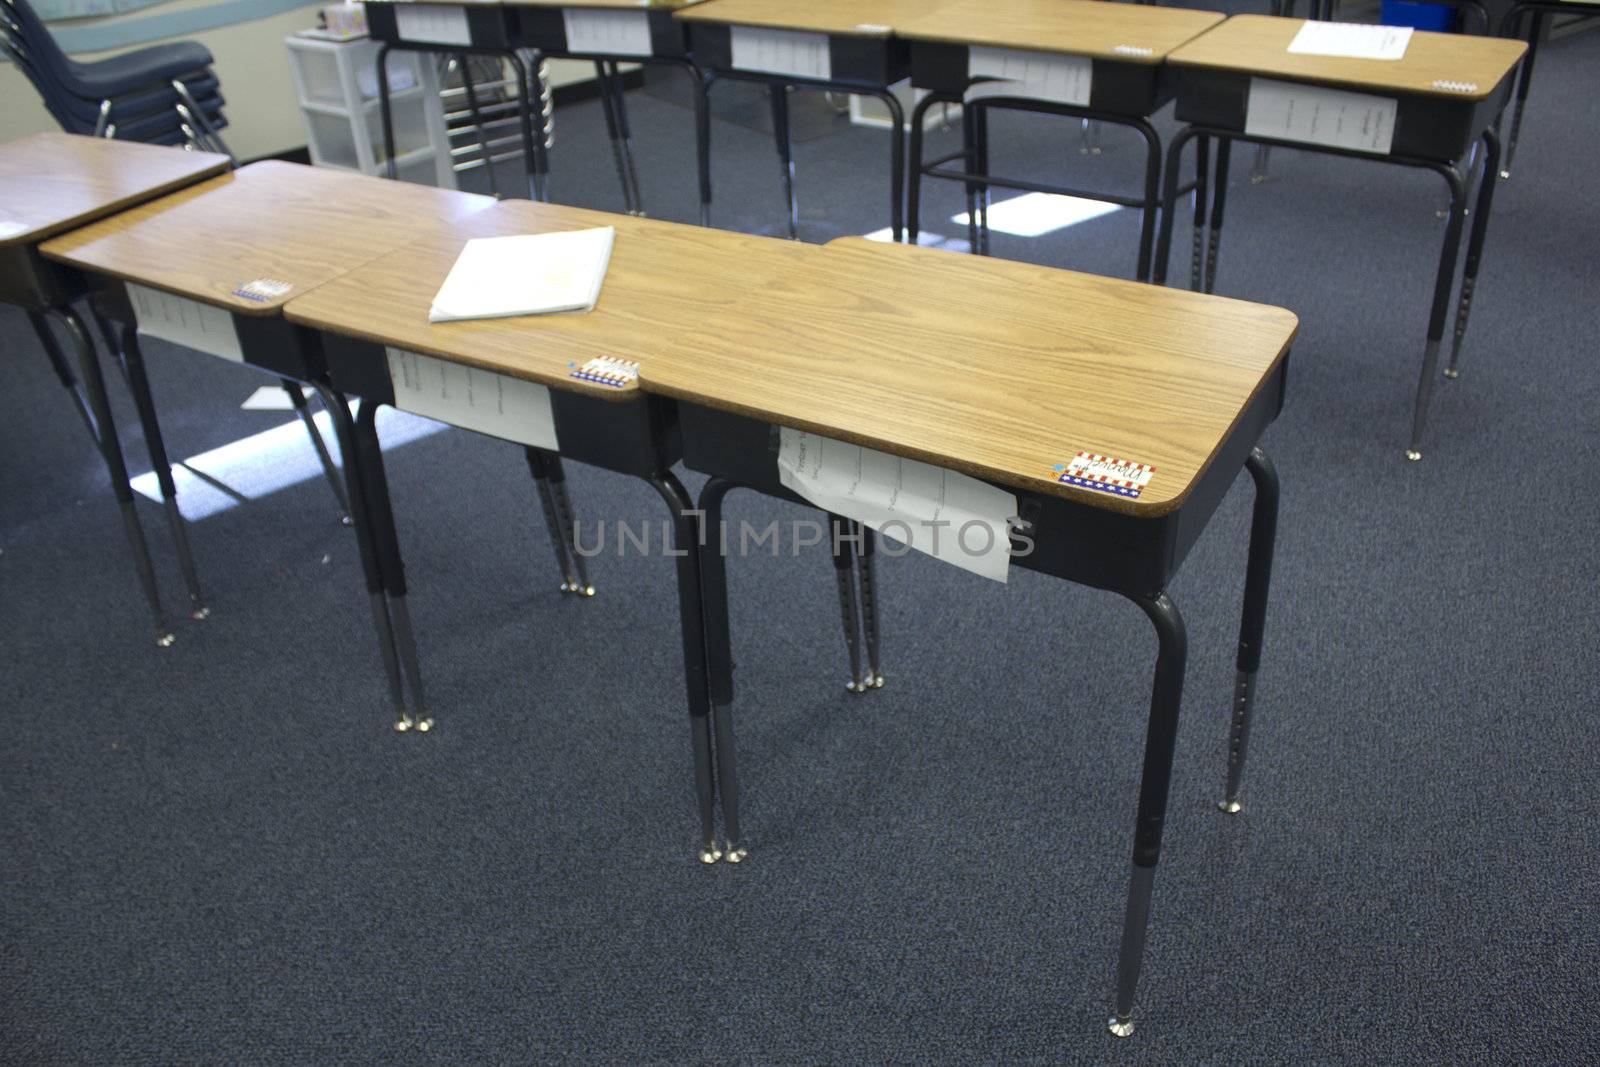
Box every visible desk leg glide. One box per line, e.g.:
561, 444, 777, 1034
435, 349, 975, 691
1219, 447, 1279, 815
57, 307, 174, 647
1109, 591, 1188, 1039
111, 321, 209, 619
1445, 128, 1502, 381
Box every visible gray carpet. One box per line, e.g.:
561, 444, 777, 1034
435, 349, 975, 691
2, 19, 1597, 1066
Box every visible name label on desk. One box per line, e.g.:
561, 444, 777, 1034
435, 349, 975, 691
563, 9, 653, 57
394, 4, 472, 47
777, 428, 1018, 584
965, 47, 1091, 108
729, 26, 832, 81
1245, 77, 1396, 156
386, 348, 558, 450
128, 283, 243, 363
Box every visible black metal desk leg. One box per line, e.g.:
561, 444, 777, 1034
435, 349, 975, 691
907, 93, 939, 245
769, 85, 799, 239
308, 382, 411, 731
974, 102, 991, 255
1220, 447, 1278, 815
505, 50, 548, 203
697, 479, 743, 863
652, 472, 721, 864
1132, 118, 1162, 283
107, 320, 208, 619
457, 53, 502, 199
871, 86, 908, 244
543, 453, 593, 597
1406, 163, 1469, 462
524, 447, 582, 594
1500, 12, 1541, 180
697, 72, 716, 228
1190, 136, 1212, 292
594, 61, 636, 214
55, 306, 173, 647
1108, 591, 1188, 1039
1152, 126, 1203, 287
353, 399, 432, 732
28, 310, 97, 438
608, 61, 645, 215
961, 104, 981, 253
282, 379, 352, 526
829, 515, 866, 693
1446, 128, 1502, 380
1204, 138, 1232, 294
376, 45, 399, 182
856, 524, 884, 689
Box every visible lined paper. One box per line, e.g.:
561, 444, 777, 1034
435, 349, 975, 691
395, 5, 472, 46
1246, 77, 1396, 155
386, 348, 559, 449
129, 283, 243, 363
965, 47, 1092, 107
562, 8, 654, 57
778, 428, 1018, 583
729, 26, 831, 80
1287, 22, 1412, 61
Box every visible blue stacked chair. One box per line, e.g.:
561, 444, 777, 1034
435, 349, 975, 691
1, 0, 231, 156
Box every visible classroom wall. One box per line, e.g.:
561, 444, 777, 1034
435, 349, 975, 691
1, 2, 602, 162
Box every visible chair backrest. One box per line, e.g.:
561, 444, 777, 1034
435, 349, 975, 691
0, 3, 80, 130
1, 0, 77, 90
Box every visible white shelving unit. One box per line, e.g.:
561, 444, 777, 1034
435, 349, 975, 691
285, 33, 457, 189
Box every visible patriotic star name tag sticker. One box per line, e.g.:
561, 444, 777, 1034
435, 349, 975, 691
569, 356, 639, 389
1051, 452, 1156, 499
232, 278, 293, 302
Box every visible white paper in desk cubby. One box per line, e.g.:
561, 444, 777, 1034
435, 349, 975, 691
729, 26, 831, 80
777, 427, 1018, 583
395, 4, 472, 47
1287, 22, 1412, 61
563, 8, 654, 57
386, 348, 558, 450
1245, 77, 1396, 155
128, 283, 244, 363
965, 47, 1091, 107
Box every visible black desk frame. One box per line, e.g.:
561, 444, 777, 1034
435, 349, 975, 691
678, 353, 1287, 1035
687, 24, 910, 240
1, 244, 199, 645
1154, 76, 1510, 459
905, 43, 1194, 280
1497, 1, 1598, 180
367, 6, 551, 202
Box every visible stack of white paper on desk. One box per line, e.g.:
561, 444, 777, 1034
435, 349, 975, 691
1287, 22, 1412, 61
428, 227, 616, 323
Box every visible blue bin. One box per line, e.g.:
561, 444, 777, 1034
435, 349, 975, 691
1381, 0, 1458, 32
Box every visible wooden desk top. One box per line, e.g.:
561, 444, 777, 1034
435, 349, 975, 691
40, 161, 495, 317
896, 0, 1225, 65
282, 199, 824, 402
0, 133, 229, 249
1167, 15, 1525, 100
674, 0, 939, 36
645, 238, 1298, 515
